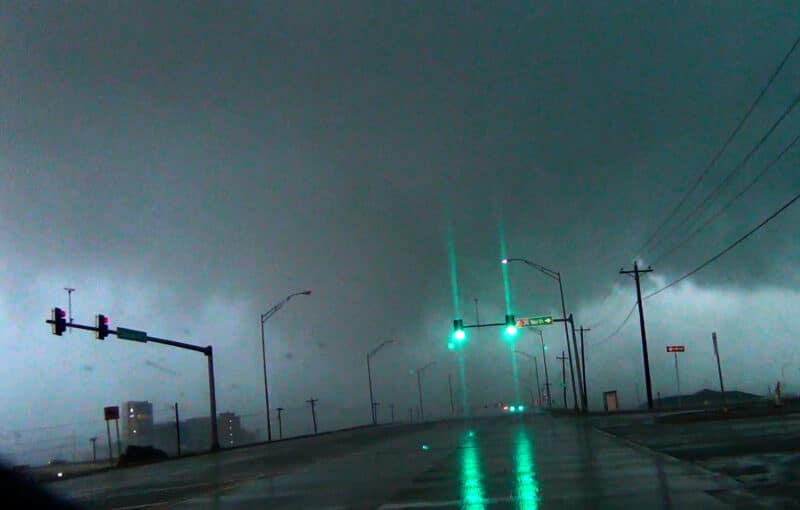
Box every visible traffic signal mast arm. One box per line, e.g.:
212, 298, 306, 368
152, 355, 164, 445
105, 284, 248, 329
45, 316, 209, 354
462, 321, 506, 329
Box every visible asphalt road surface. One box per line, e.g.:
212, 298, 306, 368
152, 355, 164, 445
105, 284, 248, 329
598, 412, 800, 507
46, 413, 759, 509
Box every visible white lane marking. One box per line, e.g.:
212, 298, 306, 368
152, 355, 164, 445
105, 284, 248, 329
379, 497, 513, 509
111, 502, 169, 510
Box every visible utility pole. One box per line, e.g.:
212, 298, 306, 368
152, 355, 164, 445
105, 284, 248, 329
620, 262, 654, 410
89, 437, 97, 463
557, 351, 569, 408
536, 329, 552, 408
578, 326, 590, 411
569, 314, 585, 412
390, 403, 395, 423
372, 402, 380, 423
174, 402, 181, 456
306, 398, 318, 434
408, 407, 413, 423
712, 332, 726, 408
64, 287, 75, 329
448, 373, 455, 416
276, 408, 284, 439
673, 351, 682, 409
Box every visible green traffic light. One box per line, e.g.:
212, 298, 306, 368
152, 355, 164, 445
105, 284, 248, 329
505, 325, 518, 336
518, 405, 525, 412
454, 329, 466, 341
509, 405, 516, 412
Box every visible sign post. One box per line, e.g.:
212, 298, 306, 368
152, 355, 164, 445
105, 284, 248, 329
103, 406, 119, 462
712, 332, 726, 408
666, 346, 685, 408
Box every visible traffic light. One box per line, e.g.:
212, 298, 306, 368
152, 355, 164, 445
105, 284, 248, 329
504, 314, 518, 337
452, 319, 466, 342
51, 307, 67, 336
96, 314, 109, 340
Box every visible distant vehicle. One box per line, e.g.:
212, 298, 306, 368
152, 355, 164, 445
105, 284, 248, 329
48, 459, 68, 466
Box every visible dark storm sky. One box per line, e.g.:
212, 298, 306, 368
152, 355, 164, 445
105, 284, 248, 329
2, 2, 799, 453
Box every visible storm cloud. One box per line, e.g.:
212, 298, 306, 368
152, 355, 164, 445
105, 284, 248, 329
1, 2, 799, 462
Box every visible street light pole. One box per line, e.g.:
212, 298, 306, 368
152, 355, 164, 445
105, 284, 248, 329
367, 339, 396, 425
515, 350, 543, 406
534, 329, 553, 408
503, 258, 581, 411
415, 361, 436, 421
260, 290, 311, 442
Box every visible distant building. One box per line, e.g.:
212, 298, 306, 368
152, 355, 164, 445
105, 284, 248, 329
169, 412, 253, 452
218, 412, 243, 447
123, 401, 154, 447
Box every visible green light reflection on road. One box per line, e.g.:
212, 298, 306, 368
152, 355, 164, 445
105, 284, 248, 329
514, 430, 540, 509
460, 433, 486, 509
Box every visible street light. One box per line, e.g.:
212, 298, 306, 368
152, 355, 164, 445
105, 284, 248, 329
260, 290, 311, 442
413, 361, 436, 421
502, 257, 583, 412
367, 339, 397, 425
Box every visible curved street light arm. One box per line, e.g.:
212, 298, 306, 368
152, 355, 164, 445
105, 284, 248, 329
261, 291, 312, 323
504, 258, 560, 281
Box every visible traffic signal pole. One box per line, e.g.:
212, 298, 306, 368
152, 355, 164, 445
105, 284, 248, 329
46, 313, 220, 451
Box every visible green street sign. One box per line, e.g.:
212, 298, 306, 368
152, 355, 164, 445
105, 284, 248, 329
117, 327, 148, 342
516, 316, 554, 328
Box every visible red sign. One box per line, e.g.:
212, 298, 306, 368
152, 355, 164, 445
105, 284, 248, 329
104, 406, 119, 421
666, 345, 685, 353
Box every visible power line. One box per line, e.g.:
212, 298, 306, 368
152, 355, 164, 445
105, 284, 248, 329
636, 34, 800, 257
652, 131, 800, 265
647, 90, 800, 258
590, 302, 637, 348
645, 188, 800, 300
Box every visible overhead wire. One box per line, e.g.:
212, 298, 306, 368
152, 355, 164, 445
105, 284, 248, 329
636, 34, 800, 257
646, 90, 800, 258
590, 176, 800, 345
589, 301, 638, 348
645, 187, 800, 300
652, 131, 800, 265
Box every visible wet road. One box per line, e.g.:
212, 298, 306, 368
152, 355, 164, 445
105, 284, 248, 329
49, 414, 753, 509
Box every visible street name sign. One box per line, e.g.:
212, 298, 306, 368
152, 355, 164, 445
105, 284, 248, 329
117, 327, 148, 342
516, 316, 554, 328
